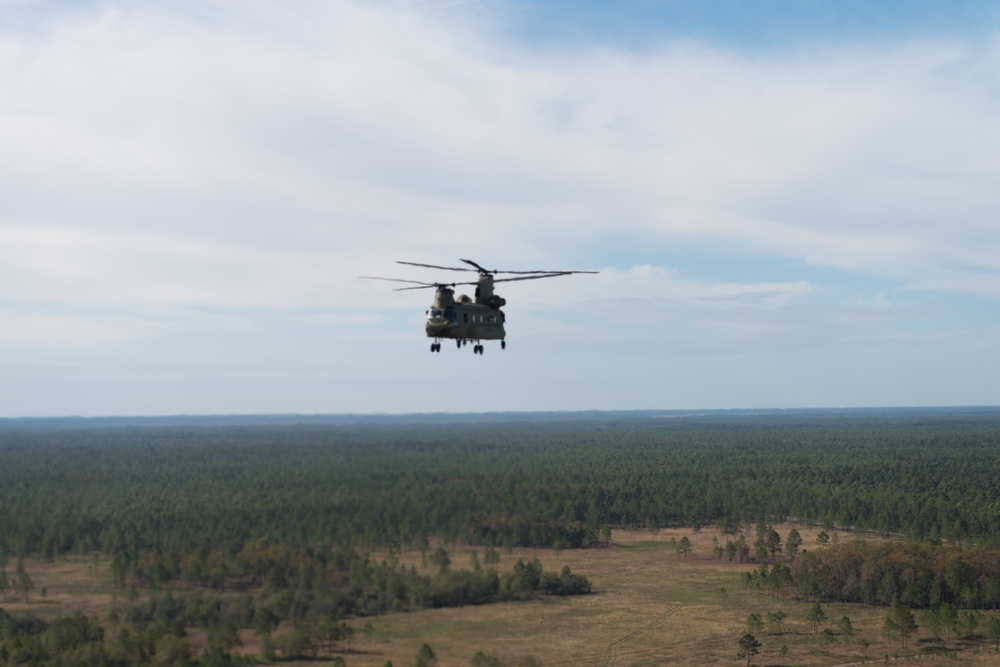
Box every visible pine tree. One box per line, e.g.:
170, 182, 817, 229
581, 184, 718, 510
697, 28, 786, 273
882, 601, 918, 649
737, 633, 761, 666
806, 602, 827, 634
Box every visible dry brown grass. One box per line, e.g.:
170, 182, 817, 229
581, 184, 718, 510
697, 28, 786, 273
6, 526, 1000, 667
1, 555, 114, 620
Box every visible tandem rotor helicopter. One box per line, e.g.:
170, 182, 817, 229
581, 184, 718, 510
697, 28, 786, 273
362, 259, 597, 354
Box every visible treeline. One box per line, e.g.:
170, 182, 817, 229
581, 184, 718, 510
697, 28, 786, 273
0, 548, 588, 666
791, 540, 1000, 609
0, 610, 118, 667
713, 523, 1000, 612
3, 412, 1000, 559
110, 541, 590, 613
729, 532, 1000, 655
0, 604, 255, 666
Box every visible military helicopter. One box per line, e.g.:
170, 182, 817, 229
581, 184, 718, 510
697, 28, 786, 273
362, 259, 597, 354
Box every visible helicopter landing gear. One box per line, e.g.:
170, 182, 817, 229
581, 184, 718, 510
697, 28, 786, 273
501, 340, 506, 350
473, 344, 483, 355
456, 340, 462, 349
430, 342, 441, 353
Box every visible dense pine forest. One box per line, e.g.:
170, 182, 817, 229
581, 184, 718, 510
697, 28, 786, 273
3, 408, 1000, 665
3, 408, 1000, 558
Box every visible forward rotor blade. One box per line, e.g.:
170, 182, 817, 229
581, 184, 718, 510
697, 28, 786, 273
359, 276, 439, 287
393, 281, 474, 291
362, 276, 488, 292
392, 284, 445, 291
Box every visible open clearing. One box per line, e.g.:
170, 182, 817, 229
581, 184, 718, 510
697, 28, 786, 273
5, 526, 1000, 666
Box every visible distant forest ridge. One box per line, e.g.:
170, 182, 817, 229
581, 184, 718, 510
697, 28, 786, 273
4, 405, 1000, 428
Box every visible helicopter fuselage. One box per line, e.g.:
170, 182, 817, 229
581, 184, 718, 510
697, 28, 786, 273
425, 281, 506, 346
426, 301, 505, 341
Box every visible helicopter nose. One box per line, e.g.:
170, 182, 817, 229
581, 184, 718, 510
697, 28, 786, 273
425, 318, 450, 334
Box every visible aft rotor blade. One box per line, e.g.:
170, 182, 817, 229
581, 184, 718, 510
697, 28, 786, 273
396, 261, 476, 272
491, 272, 586, 284
460, 258, 598, 275
492, 268, 600, 275
460, 258, 491, 274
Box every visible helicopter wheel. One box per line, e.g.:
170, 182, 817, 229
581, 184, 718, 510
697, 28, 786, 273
501, 340, 506, 350
456, 340, 462, 349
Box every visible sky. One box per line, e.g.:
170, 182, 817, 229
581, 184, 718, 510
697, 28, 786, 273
2, 0, 1000, 417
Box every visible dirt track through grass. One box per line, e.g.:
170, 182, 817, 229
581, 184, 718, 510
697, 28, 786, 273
604, 603, 683, 667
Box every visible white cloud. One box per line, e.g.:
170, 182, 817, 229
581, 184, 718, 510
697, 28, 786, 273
0, 223, 348, 309
3, 2, 998, 283
0, 0, 998, 415
529, 264, 814, 313
0, 311, 162, 347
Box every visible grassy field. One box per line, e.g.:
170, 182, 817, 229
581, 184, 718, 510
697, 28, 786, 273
5, 527, 1000, 666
